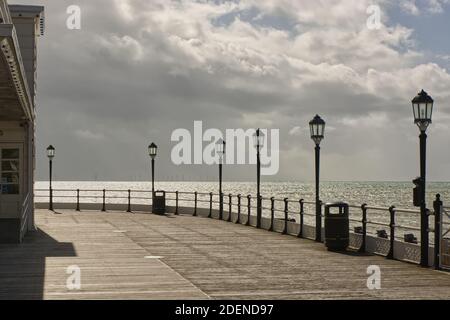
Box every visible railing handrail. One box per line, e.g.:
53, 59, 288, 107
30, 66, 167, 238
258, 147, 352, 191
35, 187, 422, 214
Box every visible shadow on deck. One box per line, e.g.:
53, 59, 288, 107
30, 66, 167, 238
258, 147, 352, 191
0, 228, 76, 299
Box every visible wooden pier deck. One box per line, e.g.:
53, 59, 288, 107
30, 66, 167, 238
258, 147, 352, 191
0, 209, 449, 300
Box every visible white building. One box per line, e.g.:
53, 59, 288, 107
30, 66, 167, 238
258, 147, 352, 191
0, 1, 44, 243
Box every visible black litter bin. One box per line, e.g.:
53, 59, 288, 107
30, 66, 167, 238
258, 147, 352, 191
324, 202, 349, 251
153, 190, 166, 215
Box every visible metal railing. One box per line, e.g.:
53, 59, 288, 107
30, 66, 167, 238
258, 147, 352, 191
433, 194, 450, 270
35, 188, 440, 267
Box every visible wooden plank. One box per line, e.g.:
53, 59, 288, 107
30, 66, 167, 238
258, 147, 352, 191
0, 209, 449, 300
0, 210, 209, 300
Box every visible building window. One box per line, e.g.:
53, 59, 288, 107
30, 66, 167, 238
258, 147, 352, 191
1, 148, 20, 195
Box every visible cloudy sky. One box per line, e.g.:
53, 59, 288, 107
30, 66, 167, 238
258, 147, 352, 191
15, 0, 450, 181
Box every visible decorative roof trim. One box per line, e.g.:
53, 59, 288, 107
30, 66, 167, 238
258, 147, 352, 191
0, 23, 34, 121
8, 5, 45, 36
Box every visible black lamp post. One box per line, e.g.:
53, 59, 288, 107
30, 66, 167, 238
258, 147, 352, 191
309, 115, 325, 242
412, 89, 434, 267
216, 138, 226, 220
253, 128, 265, 228
46, 145, 55, 211
148, 143, 158, 198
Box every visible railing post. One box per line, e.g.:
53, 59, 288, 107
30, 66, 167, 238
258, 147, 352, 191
434, 194, 442, 270
219, 192, 224, 220
246, 195, 251, 226
257, 195, 262, 229
269, 197, 275, 231
297, 199, 304, 238
193, 192, 198, 216
175, 191, 179, 215
387, 206, 396, 259
236, 194, 241, 224
76, 189, 80, 211
127, 189, 131, 213
359, 203, 367, 253
316, 200, 323, 242
208, 192, 213, 218
102, 189, 106, 212
49, 187, 53, 211
227, 194, 232, 222
282, 198, 288, 235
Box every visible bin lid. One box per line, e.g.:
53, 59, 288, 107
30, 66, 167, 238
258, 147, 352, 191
154, 190, 165, 196
325, 202, 349, 208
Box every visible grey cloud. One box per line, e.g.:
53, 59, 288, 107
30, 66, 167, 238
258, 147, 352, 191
9, 0, 449, 182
